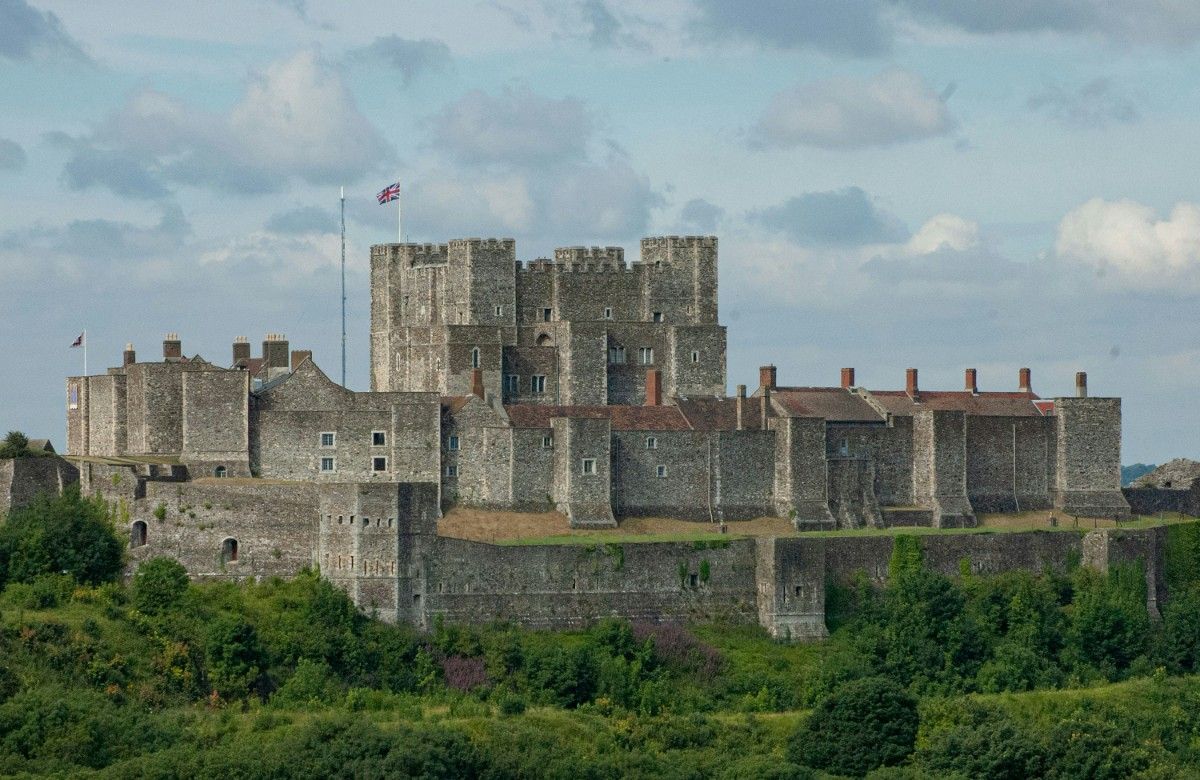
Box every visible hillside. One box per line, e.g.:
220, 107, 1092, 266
1132, 458, 1200, 488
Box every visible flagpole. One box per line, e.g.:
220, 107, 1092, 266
83, 329, 87, 377
397, 176, 403, 244
340, 187, 347, 388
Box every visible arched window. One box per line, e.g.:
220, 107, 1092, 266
214, 465, 227, 478
536, 333, 552, 347
471, 347, 480, 368
221, 538, 238, 564
131, 521, 147, 548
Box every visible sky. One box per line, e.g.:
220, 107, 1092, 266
1, 0, 1198, 463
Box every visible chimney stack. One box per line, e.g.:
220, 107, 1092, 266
290, 350, 312, 371
964, 368, 978, 394
123, 343, 136, 367
163, 332, 181, 360
906, 368, 919, 400
841, 367, 855, 389
759, 364, 777, 391
1075, 371, 1088, 398
471, 368, 485, 399
1019, 367, 1032, 393
645, 369, 662, 406
262, 333, 290, 370
735, 384, 746, 430
232, 336, 250, 366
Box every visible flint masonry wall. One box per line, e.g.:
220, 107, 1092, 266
772, 416, 833, 529
966, 415, 1055, 512
426, 537, 759, 629
913, 410, 974, 527
0, 457, 79, 516
1055, 397, 1129, 517
182, 369, 250, 476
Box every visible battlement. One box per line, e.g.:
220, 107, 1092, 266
553, 246, 626, 266
447, 237, 517, 251
371, 243, 451, 266
641, 235, 718, 249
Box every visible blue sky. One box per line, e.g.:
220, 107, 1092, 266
2, 0, 1199, 463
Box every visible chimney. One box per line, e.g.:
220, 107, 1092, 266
964, 368, 978, 394
735, 384, 746, 430
232, 336, 250, 366
1019, 367, 1032, 393
645, 369, 662, 407
123, 343, 136, 367
471, 368, 485, 399
1075, 371, 1088, 398
906, 368, 919, 400
760, 386, 771, 428
841, 367, 855, 389
262, 333, 289, 370
163, 332, 181, 360
290, 350, 312, 371
759, 364, 777, 391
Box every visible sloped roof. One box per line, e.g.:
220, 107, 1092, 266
27, 439, 55, 453
772, 387, 885, 423
868, 390, 1047, 417
442, 395, 475, 414
674, 397, 768, 431
504, 404, 691, 431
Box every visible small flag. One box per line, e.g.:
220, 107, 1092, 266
377, 182, 401, 204
70, 332, 84, 348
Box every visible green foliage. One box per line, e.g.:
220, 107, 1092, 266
1165, 522, 1200, 593
604, 542, 625, 572
888, 535, 923, 582
0, 486, 123, 589
915, 699, 1047, 779
205, 615, 266, 700
699, 559, 711, 583
0, 431, 36, 459
131, 557, 190, 615
153, 502, 167, 521
790, 676, 918, 776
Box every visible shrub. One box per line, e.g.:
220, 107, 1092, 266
0, 487, 123, 588
914, 699, 1047, 779
131, 557, 190, 615
789, 677, 918, 777
441, 655, 487, 692
205, 615, 266, 700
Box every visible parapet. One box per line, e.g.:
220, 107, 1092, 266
553, 246, 626, 267
640, 235, 718, 249
370, 243, 450, 266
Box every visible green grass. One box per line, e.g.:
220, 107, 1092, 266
498, 531, 746, 546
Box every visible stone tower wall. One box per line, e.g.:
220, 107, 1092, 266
1055, 396, 1130, 517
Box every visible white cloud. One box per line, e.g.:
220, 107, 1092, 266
749, 69, 956, 150
1055, 198, 1200, 289
905, 213, 980, 254
56, 50, 391, 197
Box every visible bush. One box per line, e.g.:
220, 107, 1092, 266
0, 431, 33, 459
205, 615, 266, 700
0, 486, 123, 588
789, 677, 918, 777
914, 699, 1047, 779
131, 557, 190, 615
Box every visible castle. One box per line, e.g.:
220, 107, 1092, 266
61, 236, 1142, 638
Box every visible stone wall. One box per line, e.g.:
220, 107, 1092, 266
0, 457, 79, 516
913, 410, 975, 527
612, 430, 711, 520
1055, 397, 1129, 517
772, 416, 833, 528
552, 416, 615, 527
1124, 484, 1200, 517
966, 415, 1054, 512
182, 369, 249, 476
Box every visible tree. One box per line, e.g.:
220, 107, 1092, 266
205, 616, 266, 700
0, 486, 123, 588
0, 431, 31, 459
914, 699, 1047, 779
789, 677, 918, 777
131, 557, 190, 615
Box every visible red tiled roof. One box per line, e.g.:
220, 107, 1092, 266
504, 404, 691, 431
674, 397, 768, 431
772, 387, 885, 423
868, 390, 1046, 417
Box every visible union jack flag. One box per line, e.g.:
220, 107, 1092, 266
377, 182, 401, 204
70, 332, 84, 348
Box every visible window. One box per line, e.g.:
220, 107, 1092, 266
646, 436, 657, 449
445, 464, 458, 478
688, 573, 698, 588
542, 308, 552, 322
214, 465, 227, 478
838, 438, 849, 457
495, 305, 503, 316
131, 520, 147, 548
471, 347, 480, 369
372, 431, 386, 446
68, 384, 79, 410
542, 435, 553, 449
504, 374, 519, 394
531, 375, 546, 394
691, 350, 699, 363
320, 432, 335, 447
581, 458, 596, 475
320, 457, 335, 472
639, 347, 654, 365
448, 435, 459, 451
608, 346, 626, 365
372, 456, 387, 472
221, 538, 238, 564
652, 311, 663, 323
603, 307, 613, 320
657, 465, 668, 478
